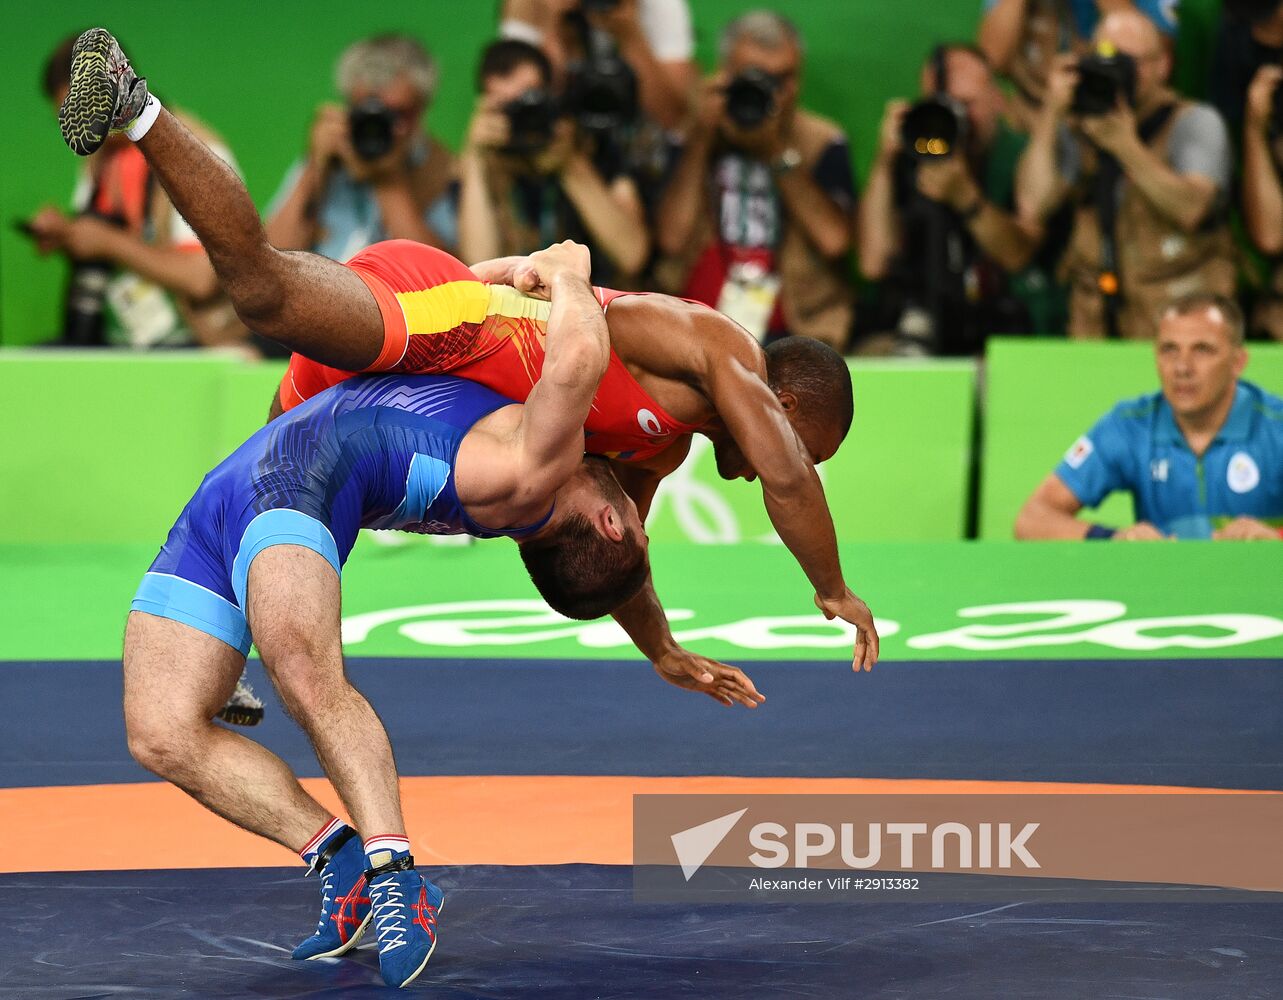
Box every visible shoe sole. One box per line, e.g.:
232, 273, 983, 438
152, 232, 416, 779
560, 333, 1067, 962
302, 909, 372, 961
215, 704, 265, 727
396, 892, 446, 989
59, 28, 116, 156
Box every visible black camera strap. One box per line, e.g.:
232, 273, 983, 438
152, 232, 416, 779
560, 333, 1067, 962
1093, 102, 1176, 338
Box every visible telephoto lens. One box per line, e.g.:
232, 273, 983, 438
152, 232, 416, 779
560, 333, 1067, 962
900, 96, 968, 160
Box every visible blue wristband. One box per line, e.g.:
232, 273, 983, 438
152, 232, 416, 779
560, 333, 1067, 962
1085, 524, 1116, 540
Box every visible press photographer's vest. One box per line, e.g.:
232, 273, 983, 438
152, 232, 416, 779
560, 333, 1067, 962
1063, 96, 1236, 339
662, 108, 853, 349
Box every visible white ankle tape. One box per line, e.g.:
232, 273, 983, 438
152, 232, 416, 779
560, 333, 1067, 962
125, 96, 162, 141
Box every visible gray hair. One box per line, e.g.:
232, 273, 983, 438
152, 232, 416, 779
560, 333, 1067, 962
336, 34, 438, 102
1162, 293, 1245, 347
719, 10, 804, 60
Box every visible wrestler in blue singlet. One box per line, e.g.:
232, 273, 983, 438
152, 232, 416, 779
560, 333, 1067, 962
131, 374, 551, 655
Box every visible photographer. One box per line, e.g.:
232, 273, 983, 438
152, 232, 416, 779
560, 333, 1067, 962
500, 0, 695, 132
857, 44, 1041, 356
654, 11, 854, 349
265, 35, 456, 261
457, 39, 648, 283
979, 0, 1179, 131
1211, 0, 1283, 137
1242, 62, 1283, 339
23, 33, 250, 349
1017, 10, 1235, 339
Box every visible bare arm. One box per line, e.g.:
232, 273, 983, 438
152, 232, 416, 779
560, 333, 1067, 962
373, 178, 449, 248
978, 0, 1029, 73
1017, 104, 1074, 222
31, 211, 222, 302
1108, 129, 1218, 234
615, 33, 695, 133
513, 244, 610, 491
1015, 473, 1090, 539
694, 326, 878, 669
775, 157, 853, 259
559, 154, 650, 277
655, 124, 714, 257
457, 148, 505, 265
1243, 67, 1283, 254
858, 101, 908, 280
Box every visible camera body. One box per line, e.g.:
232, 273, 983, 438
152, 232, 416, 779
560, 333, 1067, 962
901, 95, 969, 160
502, 88, 562, 155
564, 52, 638, 133
724, 67, 780, 131
348, 98, 398, 161
1072, 50, 1137, 116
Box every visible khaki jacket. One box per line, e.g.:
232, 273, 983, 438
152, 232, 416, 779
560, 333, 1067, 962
1062, 96, 1236, 339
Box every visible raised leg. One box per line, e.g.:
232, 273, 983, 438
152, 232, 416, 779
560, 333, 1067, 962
135, 108, 384, 369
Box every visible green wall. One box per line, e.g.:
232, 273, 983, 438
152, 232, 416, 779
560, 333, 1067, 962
2, 0, 989, 347
979, 337, 1283, 540
0, 355, 974, 545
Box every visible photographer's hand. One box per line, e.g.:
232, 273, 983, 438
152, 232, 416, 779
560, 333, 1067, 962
464, 97, 510, 154
1077, 98, 1138, 158
1044, 54, 1079, 119
26, 206, 71, 256
1246, 64, 1283, 137
307, 104, 349, 173
915, 155, 980, 213
877, 99, 910, 163
533, 119, 577, 175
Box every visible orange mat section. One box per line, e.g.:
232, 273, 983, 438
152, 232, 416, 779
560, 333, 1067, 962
0, 775, 1261, 874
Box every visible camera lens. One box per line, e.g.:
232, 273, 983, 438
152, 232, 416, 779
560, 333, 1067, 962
348, 98, 397, 161
725, 68, 778, 131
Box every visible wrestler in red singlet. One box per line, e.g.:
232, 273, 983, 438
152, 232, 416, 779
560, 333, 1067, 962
278, 240, 700, 462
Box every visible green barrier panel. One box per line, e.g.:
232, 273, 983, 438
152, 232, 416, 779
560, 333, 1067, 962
979, 337, 1283, 541
0, 354, 973, 544
1, 352, 288, 544
646, 360, 974, 543
4, 539, 1279, 662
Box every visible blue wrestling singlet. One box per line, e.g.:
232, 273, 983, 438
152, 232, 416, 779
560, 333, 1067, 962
130, 374, 551, 654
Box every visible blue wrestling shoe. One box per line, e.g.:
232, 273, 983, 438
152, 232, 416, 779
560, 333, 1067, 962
292, 828, 372, 960
366, 856, 445, 988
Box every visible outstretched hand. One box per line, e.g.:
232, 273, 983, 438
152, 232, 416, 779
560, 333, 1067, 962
654, 648, 765, 708
814, 589, 880, 672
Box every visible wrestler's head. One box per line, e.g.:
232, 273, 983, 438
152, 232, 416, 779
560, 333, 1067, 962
519, 457, 649, 620
712, 337, 853, 482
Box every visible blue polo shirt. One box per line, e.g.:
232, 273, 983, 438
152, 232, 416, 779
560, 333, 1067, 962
1055, 381, 1283, 539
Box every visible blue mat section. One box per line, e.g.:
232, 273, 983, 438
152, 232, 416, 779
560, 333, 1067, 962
3, 865, 1281, 999
2, 657, 1281, 789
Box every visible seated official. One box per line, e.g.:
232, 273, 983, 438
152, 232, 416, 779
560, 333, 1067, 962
1016, 295, 1283, 541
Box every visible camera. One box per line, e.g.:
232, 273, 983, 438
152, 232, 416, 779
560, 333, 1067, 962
502, 88, 561, 155
348, 98, 398, 161
724, 67, 779, 131
565, 52, 638, 133
1071, 49, 1137, 116
900, 96, 968, 160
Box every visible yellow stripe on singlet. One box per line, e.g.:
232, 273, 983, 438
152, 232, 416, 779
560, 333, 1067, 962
394, 280, 552, 336
485, 283, 553, 323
